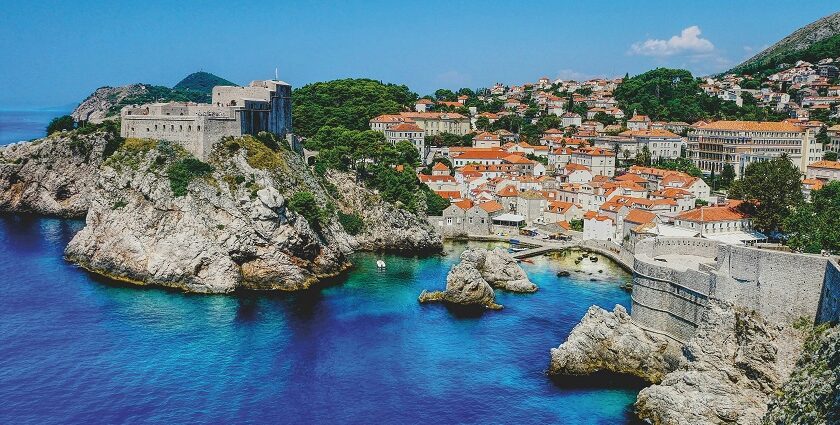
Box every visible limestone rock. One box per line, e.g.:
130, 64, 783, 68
763, 324, 839, 425
548, 304, 681, 383
419, 248, 536, 310
635, 301, 806, 425
441, 261, 499, 308
325, 170, 442, 254
72, 84, 149, 123
0, 130, 113, 217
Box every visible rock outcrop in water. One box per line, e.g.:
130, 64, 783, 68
548, 304, 681, 383
550, 299, 818, 425
0, 128, 440, 293
419, 248, 536, 310
0, 129, 117, 217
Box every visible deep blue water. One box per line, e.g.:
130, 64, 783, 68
0, 109, 69, 145
0, 215, 639, 424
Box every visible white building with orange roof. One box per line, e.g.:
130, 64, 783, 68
414, 98, 434, 112
560, 163, 593, 184
515, 190, 548, 224
472, 131, 501, 148
384, 122, 427, 161
570, 146, 615, 177
618, 129, 683, 160
431, 161, 450, 176
801, 178, 825, 201
673, 200, 765, 245
627, 113, 651, 131
687, 120, 820, 177
583, 211, 616, 241
806, 160, 840, 182
451, 148, 509, 167
543, 201, 584, 224
418, 173, 458, 193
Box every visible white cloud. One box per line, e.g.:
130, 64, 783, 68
630, 26, 715, 57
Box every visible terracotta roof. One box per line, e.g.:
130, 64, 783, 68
695, 120, 803, 132
435, 190, 462, 200
497, 186, 519, 197
388, 123, 423, 132
418, 174, 455, 183
619, 129, 680, 138
808, 160, 840, 170
624, 209, 656, 224
519, 190, 545, 200
478, 201, 503, 213
432, 162, 449, 171
416, 98, 434, 104
675, 203, 750, 222
615, 173, 648, 183
453, 199, 474, 210
503, 154, 534, 165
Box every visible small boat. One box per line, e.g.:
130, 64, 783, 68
518, 258, 534, 264
376, 260, 386, 269
556, 271, 571, 277
590, 257, 598, 262
509, 247, 527, 253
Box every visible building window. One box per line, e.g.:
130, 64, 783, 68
197, 126, 201, 131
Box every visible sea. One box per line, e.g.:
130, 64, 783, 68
0, 108, 70, 146
0, 111, 642, 424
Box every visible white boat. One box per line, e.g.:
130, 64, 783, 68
376, 260, 386, 269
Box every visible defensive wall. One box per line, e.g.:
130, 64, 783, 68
630, 237, 840, 343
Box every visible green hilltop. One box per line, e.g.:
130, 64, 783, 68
173, 71, 237, 94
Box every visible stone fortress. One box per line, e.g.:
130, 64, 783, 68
630, 237, 840, 343
120, 80, 292, 159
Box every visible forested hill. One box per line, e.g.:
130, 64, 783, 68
291, 78, 417, 138
728, 11, 840, 76
173, 71, 236, 94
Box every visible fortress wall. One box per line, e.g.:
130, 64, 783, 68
122, 116, 240, 160
631, 257, 711, 342
712, 245, 830, 324
817, 260, 840, 323
630, 237, 840, 344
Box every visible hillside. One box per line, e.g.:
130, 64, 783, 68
729, 11, 840, 75
173, 71, 236, 94
72, 71, 234, 123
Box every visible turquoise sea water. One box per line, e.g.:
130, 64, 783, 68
0, 215, 640, 424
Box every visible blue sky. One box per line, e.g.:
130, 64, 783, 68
0, 1, 838, 108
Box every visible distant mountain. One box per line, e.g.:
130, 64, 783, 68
728, 11, 840, 75
173, 72, 236, 94
72, 72, 235, 123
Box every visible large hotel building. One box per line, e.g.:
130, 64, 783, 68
687, 120, 823, 177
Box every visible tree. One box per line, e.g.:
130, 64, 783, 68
634, 145, 652, 166
287, 191, 322, 226
475, 116, 490, 131
434, 89, 456, 101
785, 181, 840, 253
47, 115, 75, 135
824, 151, 838, 161
720, 164, 736, 188
728, 155, 803, 234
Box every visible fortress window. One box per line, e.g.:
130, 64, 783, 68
197, 126, 201, 131
154, 125, 158, 130
188, 125, 192, 131
179, 125, 183, 131
171, 125, 174, 131
146, 127, 149, 132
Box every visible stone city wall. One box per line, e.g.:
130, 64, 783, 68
121, 115, 240, 159
629, 237, 840, 344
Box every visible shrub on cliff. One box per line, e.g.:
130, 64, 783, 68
167, 157, 215, 197
337, 211, 363, 235
46, 115, 75, 135
287, 191, 322, 225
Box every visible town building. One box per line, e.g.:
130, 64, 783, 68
384, 123, 427, 160
687, 120, 820, 177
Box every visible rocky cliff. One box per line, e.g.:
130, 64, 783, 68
762, 324, 839, 425
419, 248, 536, 310
635, 301, 806, 425
0, 129, 117, 217
325, 170, 441, 253
548, 304, 681, 383
71, 85, 150, 123
549, 300, 823, 424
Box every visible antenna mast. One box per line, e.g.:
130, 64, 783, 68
275, 67, 279, 80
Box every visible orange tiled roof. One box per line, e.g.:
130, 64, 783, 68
675, 203, 749, 222
624, 209, 656, 224
808, 160, 840, 170
478, 200, 503, 213
695, 120, 802, 132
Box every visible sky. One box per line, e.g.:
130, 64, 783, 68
1, 1, 838, 108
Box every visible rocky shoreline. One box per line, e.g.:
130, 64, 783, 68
1, 130, 441, 293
